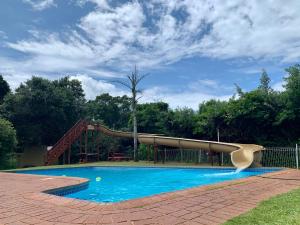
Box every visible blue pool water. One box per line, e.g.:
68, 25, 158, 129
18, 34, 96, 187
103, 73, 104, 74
17, 167, 278, 203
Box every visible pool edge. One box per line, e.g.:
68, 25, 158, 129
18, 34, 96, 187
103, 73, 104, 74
17, 166, 287, 206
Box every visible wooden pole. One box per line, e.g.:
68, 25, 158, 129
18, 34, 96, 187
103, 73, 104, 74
85, 128, 88, 163
210, 152, 214, 166
68, 144, 71, 164
296, 144, 299, 169
63, 151, 65, 165
179, 140, 183, 162
198, 150, 201, 164
217, 128, 224, 166
92, 130, 95, 153
154, 144, 158, 163
147, 145, 150, 161
97, 131, 100, 161
79, 132, 82, 163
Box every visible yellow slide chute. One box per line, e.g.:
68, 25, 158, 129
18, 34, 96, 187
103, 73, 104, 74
89, 124, 264, 169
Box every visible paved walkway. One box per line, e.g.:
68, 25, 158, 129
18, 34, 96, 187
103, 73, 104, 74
1, 169, 300, 225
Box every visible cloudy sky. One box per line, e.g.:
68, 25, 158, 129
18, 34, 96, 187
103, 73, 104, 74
0, 0, 299, 109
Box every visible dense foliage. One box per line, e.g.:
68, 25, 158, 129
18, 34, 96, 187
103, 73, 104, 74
0, 75, 10, 102
0, 76, 85, 147
86, 93, 131, 130
0, 64, 300, 165
0, 118, 17, 169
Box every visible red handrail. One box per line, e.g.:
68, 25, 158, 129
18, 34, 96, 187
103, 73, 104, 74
46, 119, 87, 165
48, 119, 84, 151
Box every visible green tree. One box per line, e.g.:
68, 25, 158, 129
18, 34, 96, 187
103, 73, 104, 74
86, 93, 131, 129
258, 69, 271, 93
137, 102, 170, 135
168, 107, 196, 138
52, 77, 86, 134
226, 88, 281, 145
283, 65, 300, 115
234, 83, 244, 97
194, 100, 227, 141
0, 118, 17, 169
275, 65, 300, 144
0, 76, 85, 147
0, 75, 10, 102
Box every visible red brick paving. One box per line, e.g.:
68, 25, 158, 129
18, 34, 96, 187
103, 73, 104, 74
1, 169, 300, 225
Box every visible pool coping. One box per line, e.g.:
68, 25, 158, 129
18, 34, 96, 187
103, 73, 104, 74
17, 167, 289, 208
1, 167, 300, 224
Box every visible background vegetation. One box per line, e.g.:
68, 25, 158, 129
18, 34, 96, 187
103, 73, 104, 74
0, 118, 17, 169
1, 64, 300, 168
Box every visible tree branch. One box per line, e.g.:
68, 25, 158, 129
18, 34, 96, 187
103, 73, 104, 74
111, 80, 131, 90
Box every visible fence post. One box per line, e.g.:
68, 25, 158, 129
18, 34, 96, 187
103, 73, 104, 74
154, 144, 158, 164
198, 150, 201, 164
296, 144, 299, 169
221, 153, 224, 166
217, 128, 223, 166
180, 149, 183, 162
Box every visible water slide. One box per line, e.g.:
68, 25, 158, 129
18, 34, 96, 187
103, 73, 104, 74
90, 124, 264, 169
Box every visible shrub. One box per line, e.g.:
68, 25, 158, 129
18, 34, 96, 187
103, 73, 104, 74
0, 118, 17, 169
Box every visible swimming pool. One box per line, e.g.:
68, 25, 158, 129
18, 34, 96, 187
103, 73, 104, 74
18, 167, 278, 203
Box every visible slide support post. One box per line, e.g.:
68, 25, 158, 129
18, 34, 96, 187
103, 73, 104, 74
154, 144, 158, 163
147, 145, 150, 161
79, 132, 82, 163
221, 153, 224, 166
97, 131, 100, 161
198, 150, 201, 164
296, 144, 299, 169
85, 128, 88, 163
68, 144, 71, 164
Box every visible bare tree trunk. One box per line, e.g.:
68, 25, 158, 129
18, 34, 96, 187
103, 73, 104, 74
113, 65, 148, 162
131, 66, 139, 161
133, 104, 138, 161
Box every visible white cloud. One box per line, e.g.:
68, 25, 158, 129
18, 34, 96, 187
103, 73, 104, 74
70, 74, 230, 109
8, 33, 93, 59
5, 31, 114, 75
141, 86, 231, 109
272, 81, 285, 92
23, 0, 56, 11
189, 79, 224, 92
1, 68, 232, 109
70, 74, 128, 99
8, 0, 300, 75
2, 73, 31, 91
0, 31, 7, 40
2, 0, 300, 108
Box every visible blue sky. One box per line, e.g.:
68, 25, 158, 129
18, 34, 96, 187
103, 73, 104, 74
0, 0, 299, 109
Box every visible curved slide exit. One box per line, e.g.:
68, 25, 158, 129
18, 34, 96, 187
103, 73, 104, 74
47, 120, 264, 169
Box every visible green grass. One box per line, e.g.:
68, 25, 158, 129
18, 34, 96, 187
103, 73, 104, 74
223, 188, 300, 225
4, 160, 226, 172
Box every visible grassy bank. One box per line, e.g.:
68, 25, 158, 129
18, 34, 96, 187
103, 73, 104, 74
224, 188, 300, 225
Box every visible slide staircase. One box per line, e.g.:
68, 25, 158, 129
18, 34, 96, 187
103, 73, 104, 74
46, 120, 87, 165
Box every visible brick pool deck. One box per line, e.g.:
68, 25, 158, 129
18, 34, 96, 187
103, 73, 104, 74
1, 169, 300, 225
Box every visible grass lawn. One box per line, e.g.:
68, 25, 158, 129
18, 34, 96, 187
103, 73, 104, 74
223, 187, 300, 225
